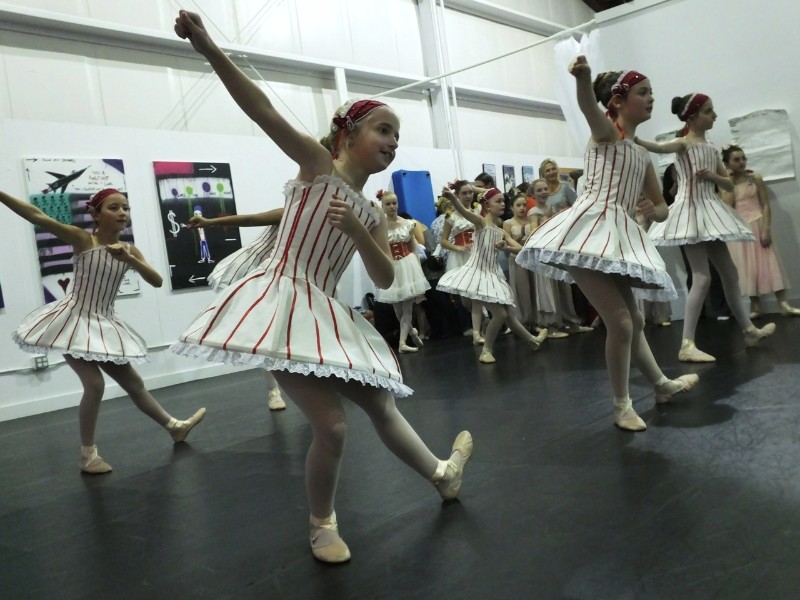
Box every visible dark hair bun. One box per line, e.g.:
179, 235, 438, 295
671, 96, 686, 116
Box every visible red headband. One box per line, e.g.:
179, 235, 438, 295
679, 93, 710, 122
86, 188, 122, 212
375, 189, 385, 200
332, 99, 386, 133
330, 99, 387, 158
609, 70, 647, 103
481, 187, 503, 203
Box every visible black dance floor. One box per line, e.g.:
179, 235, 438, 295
1, 316, 799, 599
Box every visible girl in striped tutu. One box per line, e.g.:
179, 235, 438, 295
172, 10, 472, 564
637, 94, 776, 362
1, 188, 205, 474
188, 208, 287, 410
374, 190, 430, 353
439, 180, 485, 343
439, 187, 548, 364
516, 57, 699, 431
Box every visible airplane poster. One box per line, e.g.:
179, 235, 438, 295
22, 157, 140, 303
152, 161, 242, 291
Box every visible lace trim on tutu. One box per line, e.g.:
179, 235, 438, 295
651, 231, 755, 246
283, 174, 380, 227
435, 284, 515, 306
516, 249, 677, 301
170, 341, 413, 398
13, 335, 147, 364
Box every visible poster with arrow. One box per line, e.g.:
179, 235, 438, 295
22, 157, 140, 303
153, 161, 242, 290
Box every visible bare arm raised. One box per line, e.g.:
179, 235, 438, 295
1, 190, 90, 251
570, 56, 617, 144
174, 11, 330, 181
441, 188, 484, 229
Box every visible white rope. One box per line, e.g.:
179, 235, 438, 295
371, 18, 595, 99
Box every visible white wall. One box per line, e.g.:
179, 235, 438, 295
0, 0, 589, 155
595, 0, 800, 311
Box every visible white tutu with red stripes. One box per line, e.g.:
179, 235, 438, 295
516, 140, 676, 302
376, 219, 430, 303
208, 226, 278, 291
438, 226, 515, 305
171, 175, 411, 397
648, 143, 754, 246
13, 246, 147, 364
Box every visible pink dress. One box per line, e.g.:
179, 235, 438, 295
648, 143, 754, 246
14, 245, 147, 363
208, 226, 279, 291
727, 178, 788, 296
517, 140, 676, 301
171, 175, 410, 397
438, 226, 515, 305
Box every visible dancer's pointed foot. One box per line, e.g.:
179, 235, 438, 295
310, 512, 351, 564
410, 328, 424, 347
168, 408, 206, 443
433, 431, 473, 501
80, 445, 112, 474
478, 350, 495, 363
472, 333, 485, 345
678, 339, 716, 363
744, 322, 776, 347
268, 388, 286, 411
655, 374, 700, 404
614, 408, 647, 431
780, 302, 800, 317
529, 328, 548, 351
399, 343, 419, 353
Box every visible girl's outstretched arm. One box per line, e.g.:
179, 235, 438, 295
634, 136, 686, 154
441, 188, 484, 228
175, 11, 330, 180
570, 55, 616, 144
188, 208, 283, 228
1, 190, 89, 249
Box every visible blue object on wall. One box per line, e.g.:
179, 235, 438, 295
391, 170, 436, 227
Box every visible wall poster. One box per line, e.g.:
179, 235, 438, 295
502, 165, 516, 193
153, 161, 242, 290
22, 157, 139, 303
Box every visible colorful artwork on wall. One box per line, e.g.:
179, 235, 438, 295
153, 161, 242, 290
22, 157, 139, 303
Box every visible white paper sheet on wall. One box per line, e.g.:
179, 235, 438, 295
729, 109, 795, 182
